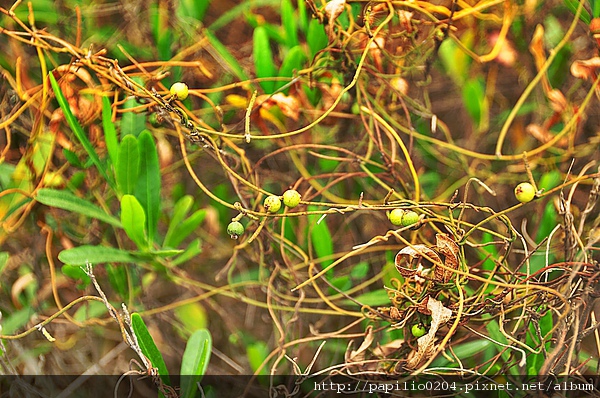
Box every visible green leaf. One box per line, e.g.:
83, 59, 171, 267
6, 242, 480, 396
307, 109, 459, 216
120, 195, 148, 250
171, 239, 203, 266
116, 135, 140, 196
203, 30, 250, 82
178, 0, 210, 22
253, 26, 276, 94
175, 303, 208, 335
462, 77, 487, 128
164, 195, 194, 248
49, 73, 114, 190
131, 313, 171, 386
58, 245, 141, 265
35, 188, 121, 227
281, 0, 298, 47
297, 0, 307, 32
307, 205, 334, 273
431, 339, 493, 367
135, 131, 161, 242
121, 77, 146, 137
167, 209, 206, 249
350, 262, 369, 279
208, 0, 279, 31
247, 341, 269, 376
107, 264, 129, 299
62, 148, 83, 168
342, 289, 389, 306
484, 315, 519, 376
276, 46, 307, 92
0, 252, 10, 277
61, 264, 91, 285
180, 329, 212, 398
306, 19, 328, 58
102, 96, 119, 168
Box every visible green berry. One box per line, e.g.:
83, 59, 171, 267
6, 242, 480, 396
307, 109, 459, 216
226, 221, 244, 239
170, 82, 189, 100
388, 209, 405, 226
263, 195, 282, 213
411, 324, 426, 338
282, 189, 301, 208
401, 210, 419, 227
514, 182, 535, 203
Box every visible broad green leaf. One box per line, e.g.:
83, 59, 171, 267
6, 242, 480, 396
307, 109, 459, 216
107, 264, 129, 299
175, 303, 208, 335
120, 195, 148, 249
164, 195, 194, 248
203, 30, 249, 82
61, 264, 91, 286
116, 134, 140, 196
49, 73, 114, 190
307, 205, 334, 272
247, 341, 269, 376
135, 131, 161, 242
121, 77, 146, 137
253, 26, 276, 94
58, 245, 141, 265
2, 307, 36, 335
276, 46, 307, 92
131, 313, 171, 386
166, 209, 206, 249
35, 188, 121, 227
307, 19, 328, 58
281, 0, 298, 47
102, 96, 119, 168
180, 329, 212, 398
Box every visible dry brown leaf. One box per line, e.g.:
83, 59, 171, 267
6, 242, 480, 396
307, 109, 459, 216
268, 93, 300, 121
526, 123, 568, 147
345, 326, 377, 372
547, 89, 567, 113
434, 234, 459, 283
529, 25, 552, 94
372, 339, 404, 358
395, 245, 441, 280
571, 57, 600, 80
406, 297, 452, 369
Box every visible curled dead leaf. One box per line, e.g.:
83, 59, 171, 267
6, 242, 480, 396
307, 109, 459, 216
394, 234, 460, 283
526, 123, 568, 147
571, 57, 600, 80
434, 234, 459, 283
345, 326, 377, 372
406, 297, 452, 369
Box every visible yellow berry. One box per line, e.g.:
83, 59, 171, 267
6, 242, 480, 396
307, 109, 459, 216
388, 209, 405, 226
170, 82, 189, 100
514, 182, 535, 203
401, 210, 419, 227
263, 195, 282, 213
282, 189, 301, 208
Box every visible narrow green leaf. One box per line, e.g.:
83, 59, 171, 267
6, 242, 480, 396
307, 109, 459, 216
203, 30, 249, 82
62, 148, 83, 168
462, 78, 486, 127
306, 19, 328, 58
0, 252, 9, 277
121, 194, 148, 250
276, 46, 307, 92
281, 0, 298, 47
342, 289, 389, 306
49, 73, 115, 190
431, 339, 493, 367
307, 205, 334, 272
35, 188, 121, 227
102, 96, 119, 168
180, 329, 212, 398
297, 0, 307, 32
58, 245, 141, 265
135, 131, 161, 242
131, 313, 171, 386
164, 195, 194, 248
208, 0, 278, 31
178, 0, 210, 22
116, 135, 140, 196
253, 26, 276, 94
171, 239, 203, 266
121, 77, 146, 137
167, 209, 206, 249
247, 341, 269, 376
484, 315, 520, 376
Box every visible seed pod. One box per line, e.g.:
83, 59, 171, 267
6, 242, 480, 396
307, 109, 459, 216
263, 195, 282, 213
227, 221, 244, 239
514, 182, 535, 203
282, 189, 301, 208
388, 208, 404, 226
170, 82, 189, 100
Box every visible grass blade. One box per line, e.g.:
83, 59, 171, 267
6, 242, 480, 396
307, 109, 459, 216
49, 73, 115, 190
